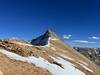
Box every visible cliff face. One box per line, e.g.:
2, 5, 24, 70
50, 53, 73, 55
0, 30, 100, 75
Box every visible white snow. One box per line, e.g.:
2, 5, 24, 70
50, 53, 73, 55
39, 37, 51, 48
51, 56, 85, 75
0, 49, 86, 75
78, 63, 93, 73
44, 37, 59, 47
79, 61, 88, 66
41, 37, 59, 48
58, 53, 74, 61
57, 53, 93, 73
51, 38, 59, 40
37, 37, 59, 48
44, 37, 51, 47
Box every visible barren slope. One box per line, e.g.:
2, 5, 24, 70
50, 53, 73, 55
0, 30, 100, 75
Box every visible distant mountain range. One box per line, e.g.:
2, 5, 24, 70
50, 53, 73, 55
73, 47, 100, 66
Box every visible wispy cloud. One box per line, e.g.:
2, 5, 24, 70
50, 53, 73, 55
89, 36, 100, 40
72, 40, 96, 44
63, 35, 72, 39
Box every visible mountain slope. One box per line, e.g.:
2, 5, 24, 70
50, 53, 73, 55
0, 30, 100, 75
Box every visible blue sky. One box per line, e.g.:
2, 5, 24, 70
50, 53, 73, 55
0, 0, 100, 47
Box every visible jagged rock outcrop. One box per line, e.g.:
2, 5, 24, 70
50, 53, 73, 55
31, 29, 58, 46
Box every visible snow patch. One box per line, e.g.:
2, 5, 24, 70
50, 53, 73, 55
51, 38, 59, 40
58, 53, 74, 61
41, 37, 59, 48
79, 61, 88, 66
40, 37, 59, 48
44, 37, 51, 47
78, 63, 93, 73
39, 37, 51, 48
0, 49, 85, 75
43, 37, 59, 47
51, 56, 85, 75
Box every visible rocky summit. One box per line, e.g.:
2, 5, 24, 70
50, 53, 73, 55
31, 29, 58, 46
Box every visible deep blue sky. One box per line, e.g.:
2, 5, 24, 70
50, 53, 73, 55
0, 0, 100, 47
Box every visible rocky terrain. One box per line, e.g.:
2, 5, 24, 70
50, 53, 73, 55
0, 30, 100, 75
73, 47, 100, 66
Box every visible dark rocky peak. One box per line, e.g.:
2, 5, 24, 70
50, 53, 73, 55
31, 29, 58, 46
43, 29, 58, 38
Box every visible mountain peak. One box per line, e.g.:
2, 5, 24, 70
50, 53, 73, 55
44, 29, 58, 38
46, 29, 52, 34
31, 29, 58, 46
